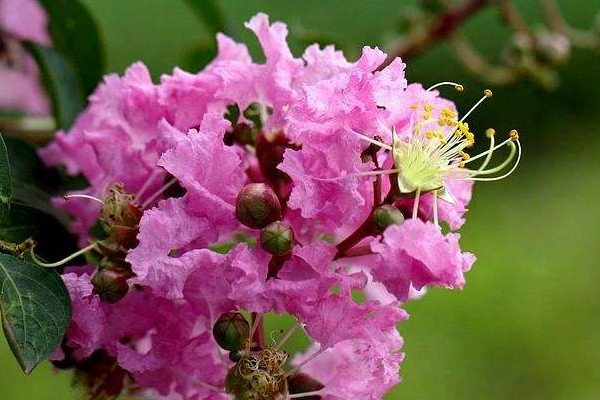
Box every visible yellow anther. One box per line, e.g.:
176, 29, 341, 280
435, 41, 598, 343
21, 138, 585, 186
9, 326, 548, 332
486, 128, 496, 138
424, 104, 434, 112
509, 129, 519, 141
455, 84, 464, 92
484, 89, 493, 98
424, 112, 432, 120
425, 130, 435, 139
459, 161, 465, 168
411, 104, 418, 110
459, 151, 471, 160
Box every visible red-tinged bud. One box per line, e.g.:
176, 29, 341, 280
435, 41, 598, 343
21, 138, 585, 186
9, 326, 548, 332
91, 268, 130, 304
260, 221, 295, 256
287, 373, 324, 399
213, 312, 250, 352
236, 183, 282, 229
372, 205, 405, 232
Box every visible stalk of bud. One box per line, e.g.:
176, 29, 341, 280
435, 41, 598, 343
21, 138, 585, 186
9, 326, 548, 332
235, 183, 282, 229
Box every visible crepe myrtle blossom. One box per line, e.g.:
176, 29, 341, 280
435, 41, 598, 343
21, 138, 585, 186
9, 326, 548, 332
0, 0, 50, 115
39, 12, 521, 400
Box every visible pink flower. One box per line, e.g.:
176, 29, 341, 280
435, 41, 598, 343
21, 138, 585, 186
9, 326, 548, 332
0, 0, 50, 44
43, 12, 498, 400
0, 0, 50, 115
370, 219, 476, 301
40, 63, 167, 243
293, 332, 404, 399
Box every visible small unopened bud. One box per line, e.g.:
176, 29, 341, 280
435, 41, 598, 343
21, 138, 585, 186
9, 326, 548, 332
236, 183, 282, 229
372, 205, 405, 232
260, 221, 295, 256
92, 268, 130, 304
213, 312, 250, 352
287, 373, 324, 399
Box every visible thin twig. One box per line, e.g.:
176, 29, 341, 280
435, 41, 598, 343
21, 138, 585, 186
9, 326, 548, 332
378, 0, 492, 69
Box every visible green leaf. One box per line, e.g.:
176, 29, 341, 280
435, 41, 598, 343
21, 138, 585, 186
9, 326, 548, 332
37, 0, 105, 96
0, 132, 11, 217
182, 0, 227, 36
24, 42, 85, 130
0, 253, 71, 374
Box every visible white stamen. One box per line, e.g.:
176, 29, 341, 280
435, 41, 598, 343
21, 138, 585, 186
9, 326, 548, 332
468, 140, 522, 181
275, 322, 302, 351
433, 190, 439, 227
141, 178, 177, 209
287, 390, 324, 398
135, 170, 161, 201
412, 188, 421, 219
286, 346, 325, 376
459, 93, 490, 123
351, 130, 392, 151
427, 82, 463, 92
63, 194, 104, 205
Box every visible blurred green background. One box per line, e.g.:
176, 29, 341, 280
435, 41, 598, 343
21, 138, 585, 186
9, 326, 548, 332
2, 0, 600, 399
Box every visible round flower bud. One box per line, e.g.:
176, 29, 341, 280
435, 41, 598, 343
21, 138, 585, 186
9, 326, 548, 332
213, 312, 250, 352
260, 221, 295, 256
287, 373, 324, 399
92, 268, 130, 304
235, 183, 282, 229
372, 205, 405, 232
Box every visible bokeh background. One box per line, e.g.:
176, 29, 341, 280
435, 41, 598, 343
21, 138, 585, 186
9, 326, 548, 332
1, 1, 599, 399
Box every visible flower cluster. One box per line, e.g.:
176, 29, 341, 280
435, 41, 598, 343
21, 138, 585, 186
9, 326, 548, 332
41, 13, 520, 400
0, 0, 50, 115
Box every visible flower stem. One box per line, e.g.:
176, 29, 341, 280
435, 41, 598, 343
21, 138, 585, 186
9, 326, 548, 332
30, 242, 97, 268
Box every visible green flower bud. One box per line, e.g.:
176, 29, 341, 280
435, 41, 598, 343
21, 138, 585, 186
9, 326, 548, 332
260, 221, 295, 256
213, 312, 250, 352
235, 183, 282, 229
372, 205, 405, 232
91, 268, 130, 304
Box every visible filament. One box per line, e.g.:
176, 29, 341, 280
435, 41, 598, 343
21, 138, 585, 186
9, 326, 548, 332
470, 141, 517, 176
63, 194, 104, 205
477, 129, 496, 172
288, 390, 324, 398
412, 188, 421, 219
459, 90, 492, 123
350, 130, 392, 151
275, 322, 302, 351
432, 190, 439, 227
141, 178, 177, 209
135, 170, 161, 201
467, 140, 521, 181
30, 242, 97, 268
426, 82, 464, 92
286, 347, 325, 376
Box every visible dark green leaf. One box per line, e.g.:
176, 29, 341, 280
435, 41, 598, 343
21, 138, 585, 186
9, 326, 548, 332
0, 253, 71, 374
182, 0, 227, 36
0, 132, 11, 217
37, 0, 105, 95
24, 42, 85, 130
